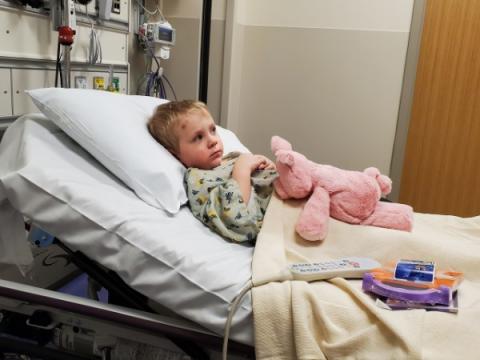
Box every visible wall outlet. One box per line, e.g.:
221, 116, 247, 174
93, 76, 105, 90
74, 76, 87, 89
112, 77, 120, 92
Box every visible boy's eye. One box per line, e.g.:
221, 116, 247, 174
211, 126, 216, 134
194, 134, 203, 141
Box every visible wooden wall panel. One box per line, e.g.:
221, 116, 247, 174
400, 0, 480, 216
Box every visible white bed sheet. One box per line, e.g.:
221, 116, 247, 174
0, 114, 254, 345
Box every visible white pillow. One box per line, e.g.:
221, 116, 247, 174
27, 88, 249, 214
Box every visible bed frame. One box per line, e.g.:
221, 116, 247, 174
0, 231, 255, 360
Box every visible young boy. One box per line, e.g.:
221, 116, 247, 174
148, 100, 277, 243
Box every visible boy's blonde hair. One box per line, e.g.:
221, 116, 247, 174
147, 100, 208, 152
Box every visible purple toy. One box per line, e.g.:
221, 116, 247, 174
362, 272, 452, 305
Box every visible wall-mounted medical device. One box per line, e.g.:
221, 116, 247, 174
138, 21, 175, 60
50, 0, 77, 31
135, 9, 177, 99
139, 21, 175, 47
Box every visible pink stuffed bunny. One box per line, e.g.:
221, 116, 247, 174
271, 136, 413, 241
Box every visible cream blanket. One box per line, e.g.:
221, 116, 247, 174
251, 194, 480, 359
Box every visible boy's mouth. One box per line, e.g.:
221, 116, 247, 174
210, 149, 223, 159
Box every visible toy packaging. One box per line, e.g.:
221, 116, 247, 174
362, 259, 463, 313
378, 293, 459, 313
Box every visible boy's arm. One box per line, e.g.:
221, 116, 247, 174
232, 154, 268, 203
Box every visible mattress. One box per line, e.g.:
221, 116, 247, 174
0, 114, 254, 345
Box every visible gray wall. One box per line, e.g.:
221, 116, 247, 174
232, 26, 410, 173
206, 18, 226, 122
222, 0, 414, 176
161, 17, 201, 100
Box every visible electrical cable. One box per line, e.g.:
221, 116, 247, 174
86, 4, 102, 65
157, 1, 166, 21
147, 43, 160, 72
159, 76, 166, 98
59, 46, 64, 87
142, 39, 168, 99
88, 26, 102, 64
151, 73, 157, 97
222, 281, 253, 360
162, 74, 177, 100
134, 0, 162, 18
150, 73, 157, 97
54, 38, 67, 88
142, 71, 177, 100
145, 72, 153, 96
55, 40, 61, 87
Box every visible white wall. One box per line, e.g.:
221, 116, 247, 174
222, 0, 414, 176
0, 1, 130, 122
239, 0, 412, 30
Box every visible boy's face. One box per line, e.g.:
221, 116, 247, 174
174, 109, 224, 169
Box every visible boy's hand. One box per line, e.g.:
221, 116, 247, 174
236, 154, 262, 173
236, 154, 276, 173
255, 155, 276, 170
232, 154, 275, 203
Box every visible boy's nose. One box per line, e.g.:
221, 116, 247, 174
208, 135, 218, 148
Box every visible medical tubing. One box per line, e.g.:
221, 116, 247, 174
144, 75, 149, 95
162, 74, 177, 100
222, 280, 253, 360
151, 73, 157, 97
159, 76, 167, 98
152, 75, 159, 97
144, 71, 171, 99
144, 45, 161, 97
147, 43, 160, 71
145, 72, 154, 96
141, 43, 175, 100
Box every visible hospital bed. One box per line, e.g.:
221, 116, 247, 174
3, 90, 480, 360
0, 112, 255, 359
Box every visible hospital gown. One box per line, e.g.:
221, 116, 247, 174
185, 152, 277, 243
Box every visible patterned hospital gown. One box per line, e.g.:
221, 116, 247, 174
185, 152, 278, 243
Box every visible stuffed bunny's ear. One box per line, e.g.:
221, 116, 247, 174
271, 136, 293, 155
277, 151, 295, 168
